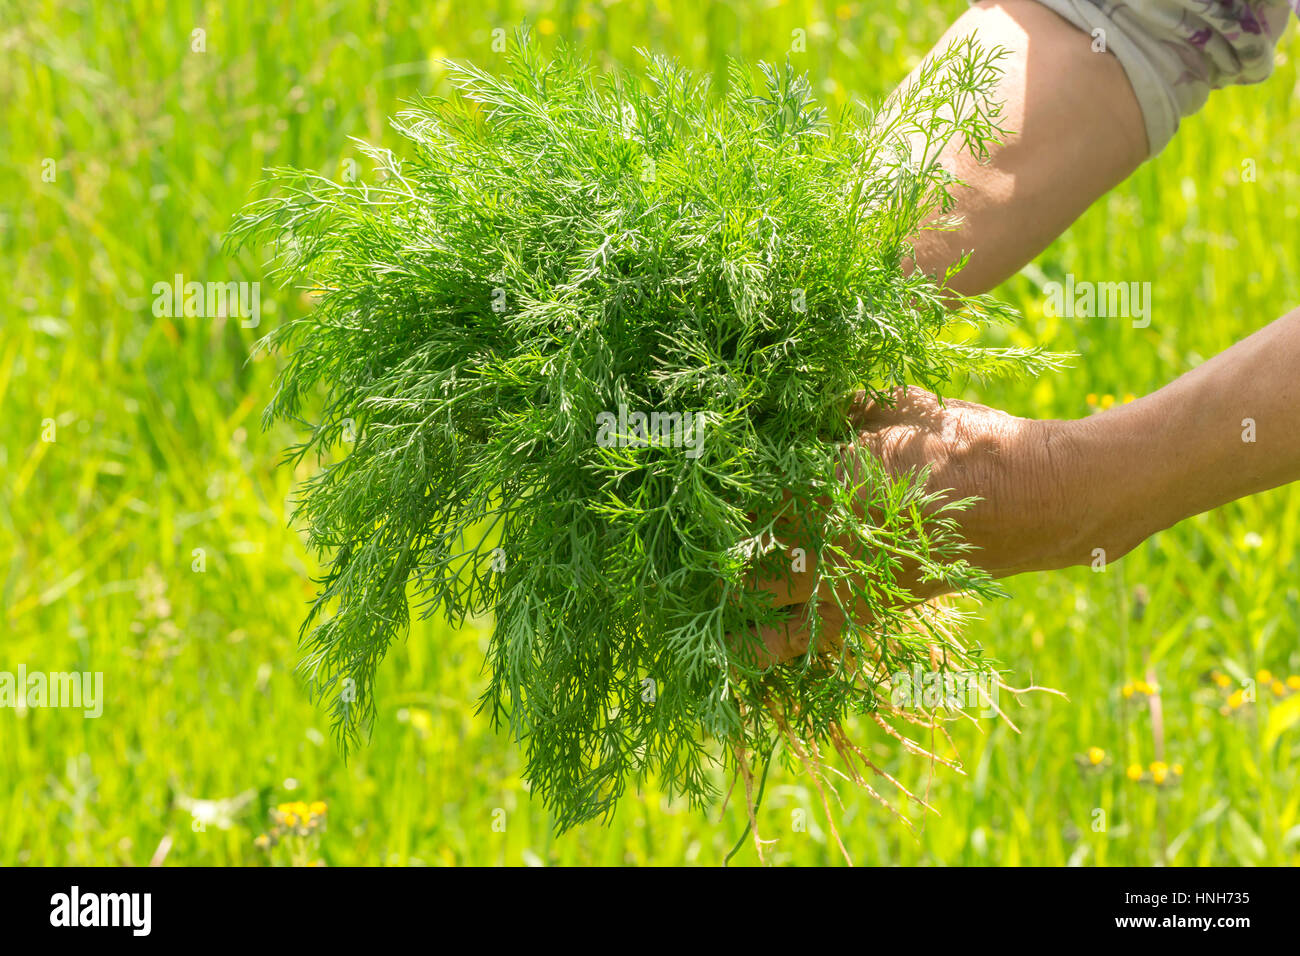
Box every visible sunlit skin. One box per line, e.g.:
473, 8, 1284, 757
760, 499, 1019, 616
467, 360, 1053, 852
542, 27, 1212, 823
754, 0, 1300, 663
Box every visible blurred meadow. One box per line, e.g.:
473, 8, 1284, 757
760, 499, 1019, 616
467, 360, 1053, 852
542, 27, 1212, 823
3, 0, 1300, 866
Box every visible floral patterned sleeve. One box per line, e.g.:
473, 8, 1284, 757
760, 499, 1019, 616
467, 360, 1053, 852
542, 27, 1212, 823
1002, 1, 1296, 155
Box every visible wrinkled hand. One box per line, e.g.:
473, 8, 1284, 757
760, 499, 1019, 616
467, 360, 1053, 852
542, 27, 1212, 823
747, 386, 1084, 665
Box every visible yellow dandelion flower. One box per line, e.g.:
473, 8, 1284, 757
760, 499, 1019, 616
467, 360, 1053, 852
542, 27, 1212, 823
1257, 669, 1273, 684
1123, 393, 1136, 404
1171, 764, 1184, 776
1126, 763, 1144, 781
1272, 680, 1286, 696
1151, 764, 1169, 784
1227, 689, 1245, 709
836, 3, 853, 19
284, 812, 298, 826
1088, 746, 1105, 765
1211, 671, 1231, 688
1288, 676, 1300, 691
276, 802, 292, 815
309, 801, 327, 816
1100, 394, 1116, 409
1121, 682, 1135, 698
537, 18, 556, 36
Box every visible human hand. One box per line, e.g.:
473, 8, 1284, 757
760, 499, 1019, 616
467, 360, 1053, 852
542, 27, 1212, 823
747, 386, 1086, 664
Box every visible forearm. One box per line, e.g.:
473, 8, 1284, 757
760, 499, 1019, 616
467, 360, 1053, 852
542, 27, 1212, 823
904, 0, 1148, 294
880, 3, 1300, 577
1059, 307, 1300, 564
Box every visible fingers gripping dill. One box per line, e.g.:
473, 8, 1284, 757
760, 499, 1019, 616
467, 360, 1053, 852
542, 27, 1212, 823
228, 34, 1058, 833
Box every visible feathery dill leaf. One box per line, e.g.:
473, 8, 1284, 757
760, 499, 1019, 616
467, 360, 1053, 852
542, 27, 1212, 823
227, 32, 1061, 831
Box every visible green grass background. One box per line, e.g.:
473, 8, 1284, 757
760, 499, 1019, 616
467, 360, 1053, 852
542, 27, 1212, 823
4, 0, 1300, 865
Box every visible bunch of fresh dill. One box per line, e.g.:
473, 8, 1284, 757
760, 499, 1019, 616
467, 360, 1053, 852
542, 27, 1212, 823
227, 33, 1058, 834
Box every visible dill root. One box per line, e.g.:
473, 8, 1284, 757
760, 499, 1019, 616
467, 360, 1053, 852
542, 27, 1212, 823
227, 31, 1062, 844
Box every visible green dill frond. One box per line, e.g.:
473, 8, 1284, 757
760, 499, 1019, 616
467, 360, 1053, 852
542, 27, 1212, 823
227, 35, 1054, 832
